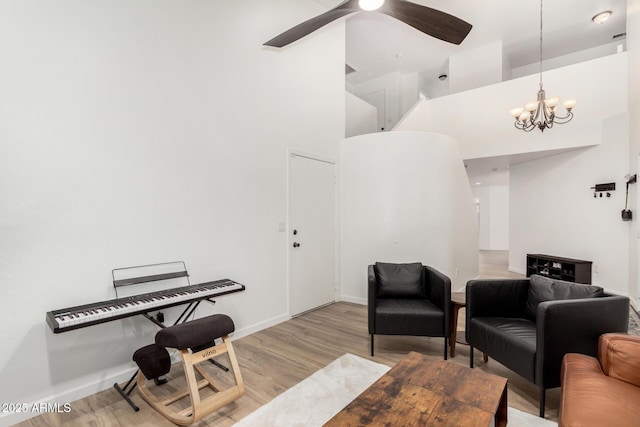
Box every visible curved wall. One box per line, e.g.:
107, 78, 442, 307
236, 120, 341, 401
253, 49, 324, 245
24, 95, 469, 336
340, 131, 479, 302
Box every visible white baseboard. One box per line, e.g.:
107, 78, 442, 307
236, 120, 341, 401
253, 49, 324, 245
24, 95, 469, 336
232, 313, 290, 340
0, 313, 290, 427
338, 295, 366, 305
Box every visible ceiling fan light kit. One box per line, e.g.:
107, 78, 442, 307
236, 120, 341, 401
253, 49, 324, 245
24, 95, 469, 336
511, 0, 576, 132
359, 0, 385, 11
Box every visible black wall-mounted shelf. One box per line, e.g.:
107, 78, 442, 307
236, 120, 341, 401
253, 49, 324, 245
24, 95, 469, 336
526, 254, 592, 284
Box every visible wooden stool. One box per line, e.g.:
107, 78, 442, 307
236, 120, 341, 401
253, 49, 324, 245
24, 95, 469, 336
134, 314, 244, 425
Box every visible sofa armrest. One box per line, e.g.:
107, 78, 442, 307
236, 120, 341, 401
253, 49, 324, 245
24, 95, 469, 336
536, 295, 630, 388
368, 265, 376, 334
425, 265, 451, 336
599, 333, 640, 387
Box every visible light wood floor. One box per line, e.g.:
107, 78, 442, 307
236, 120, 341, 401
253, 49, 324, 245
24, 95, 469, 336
19, 251, 558, 427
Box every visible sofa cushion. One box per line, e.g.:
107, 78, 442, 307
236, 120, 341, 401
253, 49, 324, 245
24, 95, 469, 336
374, 298, 443, 336
133, 344, 171, 380
523, 275, 603, 321
469, 317, 537, 383
375, 262, 426, 299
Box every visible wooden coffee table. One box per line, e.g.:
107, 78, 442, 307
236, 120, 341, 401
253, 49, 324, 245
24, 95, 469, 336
324, 351, 507, 427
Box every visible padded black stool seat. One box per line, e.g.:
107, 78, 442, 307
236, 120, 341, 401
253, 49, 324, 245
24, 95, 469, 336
133, 344, 171, 380
155, 314, 235, 350
134, 313, 244, 425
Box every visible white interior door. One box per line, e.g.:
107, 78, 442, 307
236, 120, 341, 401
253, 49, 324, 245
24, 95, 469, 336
361, 89, 386, 131
289, 152, 336, 316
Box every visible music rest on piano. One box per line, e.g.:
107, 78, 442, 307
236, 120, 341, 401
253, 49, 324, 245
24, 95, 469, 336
46, 279, 245, 334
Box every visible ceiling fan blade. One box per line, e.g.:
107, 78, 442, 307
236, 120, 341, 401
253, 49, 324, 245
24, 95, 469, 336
380, 0, 472, 45
264, 0, 360, 48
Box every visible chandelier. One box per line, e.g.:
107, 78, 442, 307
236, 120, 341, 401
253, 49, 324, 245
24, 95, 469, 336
510, 0, 576, 132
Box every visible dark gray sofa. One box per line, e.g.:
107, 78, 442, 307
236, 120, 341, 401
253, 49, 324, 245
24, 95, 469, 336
466, 275, 629, 418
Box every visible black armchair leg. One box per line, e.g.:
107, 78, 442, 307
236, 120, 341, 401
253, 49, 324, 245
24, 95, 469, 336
370, 334, 374, 357
539, 388, 546, 418
470, 346, 474, 368
443, 337, 448, 360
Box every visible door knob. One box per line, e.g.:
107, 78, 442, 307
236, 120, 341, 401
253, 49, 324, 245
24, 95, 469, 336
293, 242, 300, 248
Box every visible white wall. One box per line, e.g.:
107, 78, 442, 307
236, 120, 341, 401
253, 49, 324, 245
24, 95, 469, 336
345, 91, 377, 138
510, 114, 630, 296
340, 132, 479, 301
394, 54, 628, 163
393, 96, 428, 131
0, 1, 345, 425
628, 0, 640, 305
419, 64, 450, 100
350, 71, 420, 132
472, 186, 510, 250
512, 42, 625, 79
398, 73, 420, 119
449, 41, 507, 94
424, 54, 629, 161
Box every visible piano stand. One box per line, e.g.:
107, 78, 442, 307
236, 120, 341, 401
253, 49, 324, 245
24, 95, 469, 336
114, 374, 140, 412
114, 373, 168, 412
210, 359, 230, 372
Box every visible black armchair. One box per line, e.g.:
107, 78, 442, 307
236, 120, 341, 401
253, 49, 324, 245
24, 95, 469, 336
368, 262, 451, 358
466, 275, 630, 418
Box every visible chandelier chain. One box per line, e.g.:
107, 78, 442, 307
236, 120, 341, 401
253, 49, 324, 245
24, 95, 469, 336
539, 0, 543, 87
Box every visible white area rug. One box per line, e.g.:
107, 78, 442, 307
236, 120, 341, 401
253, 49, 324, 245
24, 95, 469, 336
233, 353, 557, 427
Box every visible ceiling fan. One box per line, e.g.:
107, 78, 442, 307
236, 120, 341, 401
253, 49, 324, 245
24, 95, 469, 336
264, 0, 473, 48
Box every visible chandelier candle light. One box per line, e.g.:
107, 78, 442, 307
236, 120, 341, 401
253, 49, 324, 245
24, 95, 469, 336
510, 0, 576, 132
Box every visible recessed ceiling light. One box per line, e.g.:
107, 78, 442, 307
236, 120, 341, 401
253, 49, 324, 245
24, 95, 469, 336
592, 11, 612, 24
475, 182, 482, 186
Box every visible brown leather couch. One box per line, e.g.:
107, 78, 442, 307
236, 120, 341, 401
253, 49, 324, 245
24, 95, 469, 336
559, 333, 640, 427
